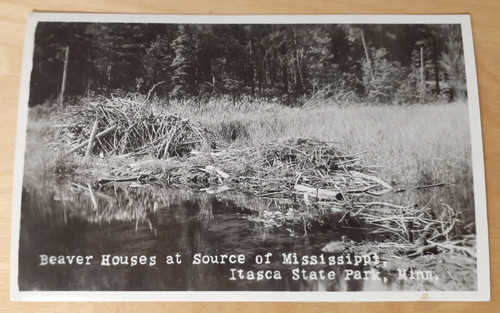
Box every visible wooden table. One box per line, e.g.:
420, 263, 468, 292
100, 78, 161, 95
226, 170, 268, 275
0, 0, 498, 312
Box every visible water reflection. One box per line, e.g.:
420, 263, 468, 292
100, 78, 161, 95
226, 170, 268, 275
19, 179, 398, 292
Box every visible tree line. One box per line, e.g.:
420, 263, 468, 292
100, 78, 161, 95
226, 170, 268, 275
29, 22, 466, 106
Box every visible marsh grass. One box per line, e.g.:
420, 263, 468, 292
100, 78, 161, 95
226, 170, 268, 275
157, 99, 473, 218
21, 98, 476, 291
25, 98, 474, 226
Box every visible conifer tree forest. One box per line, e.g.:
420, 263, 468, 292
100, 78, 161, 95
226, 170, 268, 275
29, 22, 466, 106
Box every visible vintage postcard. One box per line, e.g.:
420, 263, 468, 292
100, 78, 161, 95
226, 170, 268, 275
11, 13, 489, 301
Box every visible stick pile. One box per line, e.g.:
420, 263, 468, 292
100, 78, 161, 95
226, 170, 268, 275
55, 96, 395, 206
59, 96, 216, 158
163, 138, 394, 209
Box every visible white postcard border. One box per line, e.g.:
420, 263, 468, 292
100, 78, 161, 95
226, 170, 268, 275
10, 13, 490, 302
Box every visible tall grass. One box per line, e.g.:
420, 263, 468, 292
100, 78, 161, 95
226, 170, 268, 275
160, 99, 473, 219
26, 98, 474, 224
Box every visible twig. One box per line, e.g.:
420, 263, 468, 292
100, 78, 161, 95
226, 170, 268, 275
394, 182, 446, 193
143, 80, 165, 103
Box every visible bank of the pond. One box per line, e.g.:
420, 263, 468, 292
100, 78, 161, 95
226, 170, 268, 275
21, 177, 477, 291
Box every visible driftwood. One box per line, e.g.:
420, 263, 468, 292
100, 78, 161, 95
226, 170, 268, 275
199, 166, 230, 180
350, 171, 394, 195
98, 174, 149, 185
294, 184, 343, 201
200, 185, 231, 194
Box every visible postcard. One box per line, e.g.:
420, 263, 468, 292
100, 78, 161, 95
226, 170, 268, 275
10, 13, 489, 301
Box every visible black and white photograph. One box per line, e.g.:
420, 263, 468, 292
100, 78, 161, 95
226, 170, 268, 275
10, 13, 489, 301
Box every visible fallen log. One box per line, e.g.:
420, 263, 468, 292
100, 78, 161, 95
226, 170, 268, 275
199, 166, 230, 180
294, 184, 343, 201
350, 171, 394, 195
394, 182, 446, 193
200, 185, 231, 194
97, 173, 149, 185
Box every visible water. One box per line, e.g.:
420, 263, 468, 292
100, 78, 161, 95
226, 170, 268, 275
18, 179, 401, 291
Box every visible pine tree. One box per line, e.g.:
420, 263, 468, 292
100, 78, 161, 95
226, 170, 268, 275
170, 25, 196, 99
439, 25, 466, 98
143, 32, 174, 96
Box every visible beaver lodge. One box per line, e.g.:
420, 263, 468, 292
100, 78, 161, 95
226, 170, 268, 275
42, 96, 475, 286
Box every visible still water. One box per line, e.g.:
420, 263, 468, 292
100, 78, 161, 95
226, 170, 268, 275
19, 179, 400, 291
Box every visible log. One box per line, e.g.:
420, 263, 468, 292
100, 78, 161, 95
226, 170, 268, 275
350, 171, 393, 190
98, 174, 147, 185
350, 171, 394, 196
294, 184, 342, 201
200, 165, 230, 180
394, 182, 446, 193
67, 124, 117, 154
200, 186, 231, 194
85, 119, 99, 157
